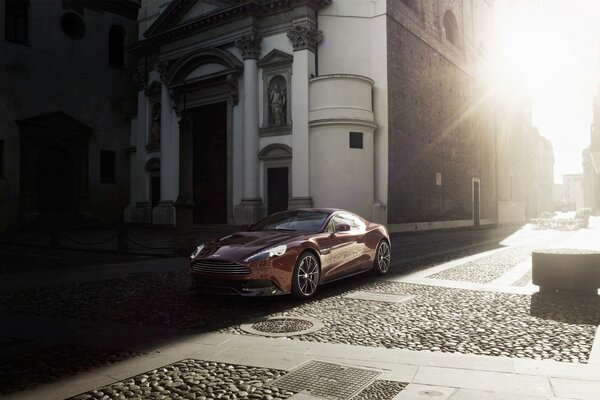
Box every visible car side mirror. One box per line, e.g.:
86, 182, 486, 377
335, 223, 351, 233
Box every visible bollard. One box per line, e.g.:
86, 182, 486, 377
117, 226, 128, 252
6, 224, 17, 244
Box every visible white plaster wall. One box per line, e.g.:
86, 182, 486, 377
318, 0, 388, 222
310, 125, 374, 218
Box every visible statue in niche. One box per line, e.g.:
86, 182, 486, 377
268, 76, 287, 126
151, 102, 161, 144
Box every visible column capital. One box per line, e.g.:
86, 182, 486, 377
156, 60, 171, 83
132, 71, 147, 91
287, 25, 323, 52
235, 32, 262, 60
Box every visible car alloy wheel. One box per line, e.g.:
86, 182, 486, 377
292, 252, 320, 298
373, 240, 390, 275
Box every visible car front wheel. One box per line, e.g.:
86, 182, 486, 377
292, 252, 320, 299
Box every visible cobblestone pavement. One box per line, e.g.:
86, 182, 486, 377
1, 225, 597, 397
224, 281, 600, 364
67, 359, 407, 400
427, 246, 533, 283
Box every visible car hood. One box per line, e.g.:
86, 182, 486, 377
197, 230, 307, 261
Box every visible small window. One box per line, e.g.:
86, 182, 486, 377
349, 132, 363, 149
60, 13, 85, 40
443, 10, 461, 48
100, 150, 116, 183
0, 140, 4, 179
5, 0, 29, 45
108, 25, 125, 69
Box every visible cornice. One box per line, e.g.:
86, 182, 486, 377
129, 0, 333, 56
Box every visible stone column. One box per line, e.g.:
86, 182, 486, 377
152, 60, 177, 225
234, 33, 264, 224
132, 71, 151, 223
287, 25, 322, 209
173, 109, 195, 254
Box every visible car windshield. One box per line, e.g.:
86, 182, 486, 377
250, 210, 330, 232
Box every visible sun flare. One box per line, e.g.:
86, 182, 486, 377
492, 0, 600, 182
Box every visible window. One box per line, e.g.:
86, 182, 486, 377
443, 10, 460, 48
0, 140, 4, 178
108, 25, 125, 69
100, 150, 116, 183
349, 132, 363, 149
60, 13, 85, 40
5, 0, 28, 44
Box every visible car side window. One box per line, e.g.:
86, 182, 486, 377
338, 213, 366, 232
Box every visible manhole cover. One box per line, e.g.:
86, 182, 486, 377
272, 361, 381, 400
344, 291, 415, 303
239, 316, 323, 337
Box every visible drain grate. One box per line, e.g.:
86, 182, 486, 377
272, 361, 381, 400
344, 291, 415, 304
240, 316, 324, 337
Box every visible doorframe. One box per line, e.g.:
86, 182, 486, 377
259, 144, 292, 214
472, 177, 481, 226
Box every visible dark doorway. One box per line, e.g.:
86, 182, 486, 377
36, 146, 75, 213
473, 180, 480, 226
267, 167, 289, 215
192, 102, 227, 224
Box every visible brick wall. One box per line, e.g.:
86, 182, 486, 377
386, 3, 496, 224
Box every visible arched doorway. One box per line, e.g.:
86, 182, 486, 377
36, 146, 75, 213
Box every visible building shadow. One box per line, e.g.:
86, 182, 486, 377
530, 292, 600, 325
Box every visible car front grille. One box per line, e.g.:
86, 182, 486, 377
190, 259, 251, 275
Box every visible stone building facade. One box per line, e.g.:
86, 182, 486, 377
0, 0, 139, 231
126, 0, 499, 233
583, 84, 600, 215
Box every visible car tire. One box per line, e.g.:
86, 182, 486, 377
372, 240, 391, 275
292, 251, 320, 299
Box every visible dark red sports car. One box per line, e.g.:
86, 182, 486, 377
189, 208, 391, 298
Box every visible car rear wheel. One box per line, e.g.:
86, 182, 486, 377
372, 240, 391, 275
292, 252, 320, 299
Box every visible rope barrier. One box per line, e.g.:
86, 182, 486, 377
127, 237, 172, 251
15, 231, 49, 243
62, 232, 118, 246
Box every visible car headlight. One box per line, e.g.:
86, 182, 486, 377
190, 243, 205, 259
244, 244, 287, 263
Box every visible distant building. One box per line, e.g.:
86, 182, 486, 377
495, 87, 554, 222
0, 0, 140, 230
583, 85, 600, 215
563, 174, 585, 211
126, 0, 498, 233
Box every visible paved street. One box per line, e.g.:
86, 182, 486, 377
1, 222, 600, 400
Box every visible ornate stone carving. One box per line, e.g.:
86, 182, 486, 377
132, 71, 146, 90
287, 25, 323, 52
234, 33, 262, 60
156, 60, 170, 83
150, 102, 161, 144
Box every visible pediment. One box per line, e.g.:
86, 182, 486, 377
259, 144, 292, 160
258, 49, 294, 68
144, 0, 235, 38
16, 111, 92, 133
